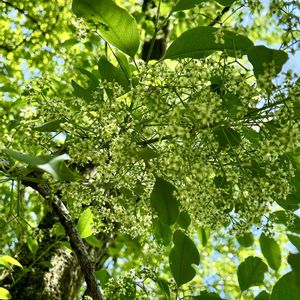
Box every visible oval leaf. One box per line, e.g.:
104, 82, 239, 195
0, 287, 11, 300
27, 238, 39, 255
157, 278, 170, 299
98, 56, 130, 98
153, 218, 172, 246
95, 269, 111, 288
150, 177, 179, 225
169, 230, 200, 287
72, 0, 140, 57
238, 256, 268, 291
271, 272, 300, 300
287, 234, 300, 252
237, 232, 254, 248
255, 291, 271, 300
172, 0, 207, 11
214, 126, 241, 148
247, 46, 288, 79
287, 253, 300, 287
2, 149, 75, 181
165, 26, 253, 59
77, 207, 94, 238
259, 233, 281, 271
0, 255, 22, 268
193, 291, 224, 299
177, 211, 191, 230
33, 119, 63, 132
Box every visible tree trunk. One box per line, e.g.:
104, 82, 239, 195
0, 214, 84, 299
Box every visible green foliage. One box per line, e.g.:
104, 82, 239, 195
150, 177, 179, 225
237, 256, 268, 291
193, 291, 224, 299
287, 253, 300, 287
165, 27, 253, 59
287, 234, 300, 252
0, 256, 22, 269
2, 150, 75, 181
72, 0, 140, 57
1, 0, 299, 298
169, 230, 200, 287
98, 56, 130, 97
0, 288, 11, 300
255, 291, 270, 300
259, 233, 281, 271
172, 0, 208, 11
152, 217, 172, 245
247, 46, 288, 78
177, 211, 191, 230
237, 232, 254, 248
77, 207, 94, 238
270, 272, 300, 300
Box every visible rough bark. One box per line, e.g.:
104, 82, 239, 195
0, 158, 103, 299
0, 212, 84, 299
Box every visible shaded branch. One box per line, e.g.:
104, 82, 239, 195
0, 158, 103, 300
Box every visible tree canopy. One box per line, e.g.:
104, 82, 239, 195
0, 0, 300, 299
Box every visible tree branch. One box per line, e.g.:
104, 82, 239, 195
0, 157, 103, 300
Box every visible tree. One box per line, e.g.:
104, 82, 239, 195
0, 0, 300, 299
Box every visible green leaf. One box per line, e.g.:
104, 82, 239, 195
242, 127, 260, 147
60, 38, 79, 48
172, 0, 207, 11
115, 51, 132, 79
237, 256, 268, 291
157, 278, 170, 299
0, 255, 22, 268
165, 26, 253, 59
169, 230, 200, 287
85, 235, 102, 248
259, 233, 281, 271
193, 291, 224, 299
76, 68, 99, 91
287, 234, 300, 252
216, 0, 236, 5
27, 238, 39, 255
98, 56, 130, 98
138, 147, 159, 162
95, 269, 111, 288
255, 291, 270, 300
150, 177, 179, 225
237, 232, 254, 248
77, 208, 94, 238
2, 149, 76, 181
32, 119, 63, 132
198, 228, 210, 247
177, 211, 191, 230
53, 223, 65, 237
153, 217, 172, 246
270, 272, 300, 300
71, 80, 93, 102
271, 211, 300, 233
247, 46, 288, 78
0, 287, 11, 299
223, 93, 243, 117
288, 253, 300, 288
214, 126, 241, 148
72, 0, 140, 57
